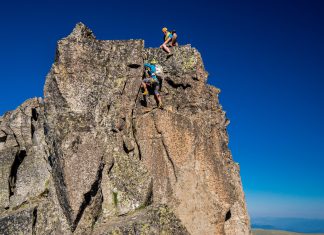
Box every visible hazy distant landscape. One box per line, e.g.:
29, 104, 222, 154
253, 229, 324, 235
252, 217, 324, 233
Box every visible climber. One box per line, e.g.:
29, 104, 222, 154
142, 59, 163, 108
160, 27, 178, 56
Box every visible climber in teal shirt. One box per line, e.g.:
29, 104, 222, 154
160, 27, 177, 57
141, 60, 163, 108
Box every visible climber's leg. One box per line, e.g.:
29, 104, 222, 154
141, 80, 149, 95
161, 44, 171, 54
154, 84, 163, 108
171, 33, 178, 46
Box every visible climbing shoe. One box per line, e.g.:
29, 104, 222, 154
142, 90, 148, 95
166, 53, 173, 58
158, 102, 163, 109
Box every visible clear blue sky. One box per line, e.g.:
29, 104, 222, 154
1, 0, 323, 219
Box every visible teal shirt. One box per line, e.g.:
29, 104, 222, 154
164, 32, 173, 41
144, 63, 157, 80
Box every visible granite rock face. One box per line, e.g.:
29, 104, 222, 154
0, 23, 250, 234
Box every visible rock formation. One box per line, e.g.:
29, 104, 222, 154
0, 23, 251, 234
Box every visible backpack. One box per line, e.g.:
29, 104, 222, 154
155, 64, 163, 77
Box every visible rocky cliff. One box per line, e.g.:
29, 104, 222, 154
0, 23, 251, 235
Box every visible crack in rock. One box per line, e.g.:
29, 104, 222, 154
165, 77, 192, 90
32, 207, 38, 235
0, 132, 7, 142
160, 137, 178, 182
73, 157, 105, 231
152, 112, 178, 181
131, 87, 143, 160
9, 149, 27, 197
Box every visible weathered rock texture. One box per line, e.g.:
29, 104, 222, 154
0, 23, 250, 234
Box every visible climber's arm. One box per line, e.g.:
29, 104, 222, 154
160, 37, 171, 48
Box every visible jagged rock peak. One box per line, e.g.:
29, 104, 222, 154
66, 22, 96, 41
0, 23, 251, 235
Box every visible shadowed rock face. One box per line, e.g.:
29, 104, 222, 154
0, 23, 251, 234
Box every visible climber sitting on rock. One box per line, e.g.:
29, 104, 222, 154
160, 27, 178, 57
142, 59, 163, 108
